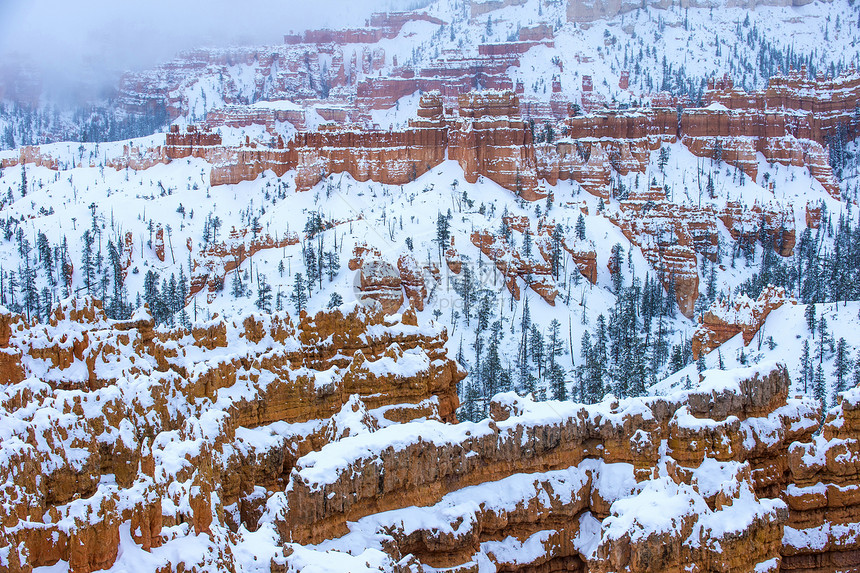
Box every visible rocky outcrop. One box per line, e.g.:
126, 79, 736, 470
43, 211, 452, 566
692, 286, 796, 359
191, 228, 300, 299
449, 91, 545, 200
273, 362, 836, 573
705, 68, 860, 145
719, 200, 797, 256
565, 0, 822, 24
608, 182, 711, 317
0, 298, 462, 572
471, 229, 559, 305
0, 145, 60, 170
349, 245, 436, 314
284, 12, 445, 45
2, 298, 855, 573
783, 386, 860, 572
358, 256, 405, 314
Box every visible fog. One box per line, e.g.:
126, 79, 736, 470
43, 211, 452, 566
0, 0, 405, 100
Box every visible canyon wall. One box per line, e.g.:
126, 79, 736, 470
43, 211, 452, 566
274, 361, 859, 573
0, 298, 462, 572
1, 298, 857, 572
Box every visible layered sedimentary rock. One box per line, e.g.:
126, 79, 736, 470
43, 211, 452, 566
608, 183, 709, 317
348, 244, 436, 314
719, 200, 797, 256
681, 107, 840, 199
283, 12, 445, 45
2, 297, 857, 573
190, 227, 300, 298
0, 298, 462, 572
10, 68, 847, 207
449, 91, 545, 200
783, 386, 860, 572
271, 361, 847, 573
565, 0, 820, 24
471, 229, 559, 304
291, 96, 448, 190
0, 145, 60, 170
163, 92, 449, 189
705, 68, 860, 144
692, 286, 796, 359
606, 180, 798, 317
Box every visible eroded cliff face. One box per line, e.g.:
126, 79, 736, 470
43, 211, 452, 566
0, 300, 857, 572
10, 68, 850, 206
0, 298, 462, 572
270, 361, 859, 573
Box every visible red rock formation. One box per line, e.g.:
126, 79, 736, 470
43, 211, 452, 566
350, 246, 435, 314
154, 225, 165, 262
191, 230, 300, 297
445, 237, 462, 275
719, 201, 796, 257
449, 91, 545, 201
705, 67, 860, 144
0, 145, 60, 170
0, 299, 463, 572
398, 254, 426, 311
784, 386, 860, 572
284, 12, 445, 45
692, 286, 795, 359
276, 363, 836, 573
608, 188, 708, 318
805, 201, 822, 229
2, 293, 855, 573
471, 230, 558, 305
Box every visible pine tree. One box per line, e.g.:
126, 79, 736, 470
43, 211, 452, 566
530, 323, 545, 380
6, 271, 17, 311
255, 274, 273, 313
546, 319, 564, 368
814, 362, 826, 407
291, 273, 308, 314
805, 304, 816, 334
834, 338, 850, 393
853, 350, 860, 389
143, 270, 160, 319
816, 315, 829, 364
550, 224, 563, 279
592, 314, 608, 393
801, 340, 813, 393
610, 244, 624, 293
81, 229, 95, 296
483, 320, 503, 399
579, 331, 593, 400
523, 228, 533, 260
575, 214, 586, 240
40, 287, 51, 322
106, 240, 127, 319
669, 344, 684, 373
327, 292, 343, 309
517, 299, 531, 390
304, 244, 318, 286
37, 232, 54, 285
324, 251, 339, 282
20, 260, 36, 322
435, 212, 450, 262
231, 267, 244, 298
549, 362, 566, 400
456, 264, 475, 325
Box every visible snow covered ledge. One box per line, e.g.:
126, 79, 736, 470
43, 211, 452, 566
272, 361, 825, 572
